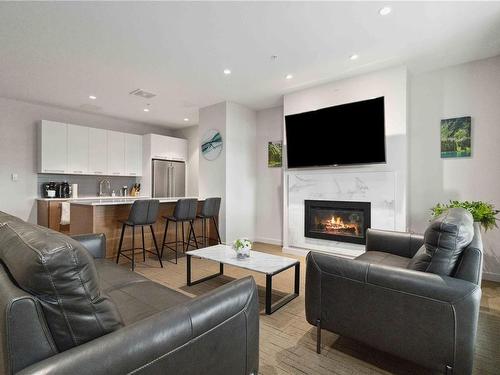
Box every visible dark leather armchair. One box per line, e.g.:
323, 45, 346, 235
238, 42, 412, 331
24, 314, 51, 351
0, 211, 259, 375
305, 208, 482, 375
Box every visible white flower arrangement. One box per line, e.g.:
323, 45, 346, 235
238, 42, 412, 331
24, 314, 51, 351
233, 238, 252, 258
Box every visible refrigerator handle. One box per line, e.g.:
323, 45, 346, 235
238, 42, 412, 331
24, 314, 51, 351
169, 165, 174, 197
172, 166, 175, 197
167, 165, 171, 197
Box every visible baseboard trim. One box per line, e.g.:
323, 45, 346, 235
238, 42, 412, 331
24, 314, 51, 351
483, 272, 500, 283
282, 246, 310, 257
254, 237, 282, 246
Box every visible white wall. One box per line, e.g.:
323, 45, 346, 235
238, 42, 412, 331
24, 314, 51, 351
226, 102, 257, 243
409, 55, 500, 280
198, 102, 227, 240
198, 101, 257, 243
173, 125, 199, 197
0, 97, 173, 222
282, 66, 408, 255
255, 106, 283, 245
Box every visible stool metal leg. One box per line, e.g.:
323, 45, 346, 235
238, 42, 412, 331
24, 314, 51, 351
141, 226, 146, 262
190, 220, 199, 249
131, 225, 135, 271
175, 221, 179, 257
213, 217, 222, 244
150, 225, 163, 268
181, 221, 185, 252
161, 219, 169, 258
116, 223, 126, 264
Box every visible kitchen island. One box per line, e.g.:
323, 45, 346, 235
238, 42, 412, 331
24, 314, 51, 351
69, 197, 218, 259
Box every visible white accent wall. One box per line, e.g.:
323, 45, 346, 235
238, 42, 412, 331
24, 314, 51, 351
198, 101, 257, 243
410, 55, 500, 281
255, 106, 284, 245
282, 66, 409, 256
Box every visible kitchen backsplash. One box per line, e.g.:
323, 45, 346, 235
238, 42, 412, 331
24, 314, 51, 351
38, 174, 141, 197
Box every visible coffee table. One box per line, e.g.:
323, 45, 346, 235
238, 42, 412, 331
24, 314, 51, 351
186, 245, 300, 315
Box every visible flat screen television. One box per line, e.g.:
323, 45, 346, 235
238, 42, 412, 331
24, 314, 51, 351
285, 96, 386, 168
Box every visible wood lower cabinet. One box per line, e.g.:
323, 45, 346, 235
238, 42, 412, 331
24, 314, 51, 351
37, 200, 70, 234
70, 201, 218, 259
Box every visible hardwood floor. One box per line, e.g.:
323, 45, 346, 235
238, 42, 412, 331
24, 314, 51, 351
127, 242, 500, 375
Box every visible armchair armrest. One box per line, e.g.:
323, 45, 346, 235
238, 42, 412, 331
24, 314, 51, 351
18, 276, 259, 375
366, 228, 424, 258
71, 233, 106, 259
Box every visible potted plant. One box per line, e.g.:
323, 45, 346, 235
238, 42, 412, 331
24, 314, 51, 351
233, 238, 252, 258
431, 200, 499, 231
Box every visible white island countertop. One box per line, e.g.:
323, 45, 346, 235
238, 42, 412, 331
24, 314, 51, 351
69, 196, 200, 206
38, 196, 202, 206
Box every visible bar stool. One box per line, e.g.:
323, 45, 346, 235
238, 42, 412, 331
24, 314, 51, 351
197, 197, 222, 247
116, 199, 163, 271
161, 198, 199, 263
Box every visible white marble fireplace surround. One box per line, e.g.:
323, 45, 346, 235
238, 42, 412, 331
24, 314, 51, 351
282, 66, 408, 258
286, 170, 398, 257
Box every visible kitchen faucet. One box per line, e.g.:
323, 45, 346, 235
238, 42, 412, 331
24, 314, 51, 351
98, 179, 111, 197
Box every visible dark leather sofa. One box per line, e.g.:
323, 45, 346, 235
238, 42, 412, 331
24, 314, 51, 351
0, 211, 259, 375
306, 208, 482, 375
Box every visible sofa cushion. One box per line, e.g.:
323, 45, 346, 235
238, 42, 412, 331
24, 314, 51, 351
356, 251, 410, 268
94, 259, 191, 324
407, 208, 474, 275
0, 221, 123, 351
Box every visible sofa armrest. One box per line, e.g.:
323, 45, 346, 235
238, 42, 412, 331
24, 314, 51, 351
366, 228, 424, 258
17, 276, 259, 375
71, 233, 106, 259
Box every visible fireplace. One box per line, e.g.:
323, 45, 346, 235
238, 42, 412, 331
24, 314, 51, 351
304, 200, 371, 245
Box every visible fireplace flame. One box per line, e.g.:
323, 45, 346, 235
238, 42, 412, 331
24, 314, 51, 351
327, 215, 360, 235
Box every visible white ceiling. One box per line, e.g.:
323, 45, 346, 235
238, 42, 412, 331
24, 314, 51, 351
1, 2, 500, 128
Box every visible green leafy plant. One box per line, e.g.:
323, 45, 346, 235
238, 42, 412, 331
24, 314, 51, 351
233, 238, 252, 251
431, 200, 499, 231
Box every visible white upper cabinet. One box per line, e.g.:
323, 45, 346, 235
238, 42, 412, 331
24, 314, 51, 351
89, 128, 108, 175
67, 124, 89, 174
148, 134, 187, 161
39, 120, 68, 174
107, 131, 126, 176
39, 121, 143, 177
125, 134, 142, 176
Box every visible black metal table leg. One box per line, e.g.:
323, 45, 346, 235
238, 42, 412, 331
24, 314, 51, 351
186, 255, 224, 286
265, 261, 300, 315
265, 274, 272, 315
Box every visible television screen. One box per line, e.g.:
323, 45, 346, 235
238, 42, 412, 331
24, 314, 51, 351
285, 97, 386, 168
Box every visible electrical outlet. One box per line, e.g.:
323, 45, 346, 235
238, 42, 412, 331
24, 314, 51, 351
11, 173, 18, 182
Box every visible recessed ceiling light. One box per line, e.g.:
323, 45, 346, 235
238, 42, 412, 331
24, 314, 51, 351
223, 69, 231, 75
143, 108, 150, 112
183, 118, 189, 122
89, 95, 97, 100
379, 6, 392, 16
350, 54, 359, 60
285, 74, 293, 80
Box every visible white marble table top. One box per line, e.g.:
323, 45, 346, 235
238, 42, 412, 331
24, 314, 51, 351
186, 245, 299, 275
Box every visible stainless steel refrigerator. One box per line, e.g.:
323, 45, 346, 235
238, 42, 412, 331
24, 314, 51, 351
152, 159, 186, 198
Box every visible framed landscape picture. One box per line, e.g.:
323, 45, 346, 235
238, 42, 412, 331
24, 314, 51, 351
440, 116, 471, 158
268, 141, 282, 167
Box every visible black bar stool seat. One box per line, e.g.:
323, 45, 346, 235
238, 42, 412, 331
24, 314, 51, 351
116, 199, 163, 271
196, 197, 222, 247
161, 198, 199, 263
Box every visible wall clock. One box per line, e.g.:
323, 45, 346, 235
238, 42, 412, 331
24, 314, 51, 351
201, 129, 223, 161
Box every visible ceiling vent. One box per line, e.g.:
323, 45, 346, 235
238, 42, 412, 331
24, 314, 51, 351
129, 89, 156, 99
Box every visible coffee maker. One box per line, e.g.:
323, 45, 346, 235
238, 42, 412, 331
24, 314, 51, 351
42, 182, 58, 198
58, 181, 72, 198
